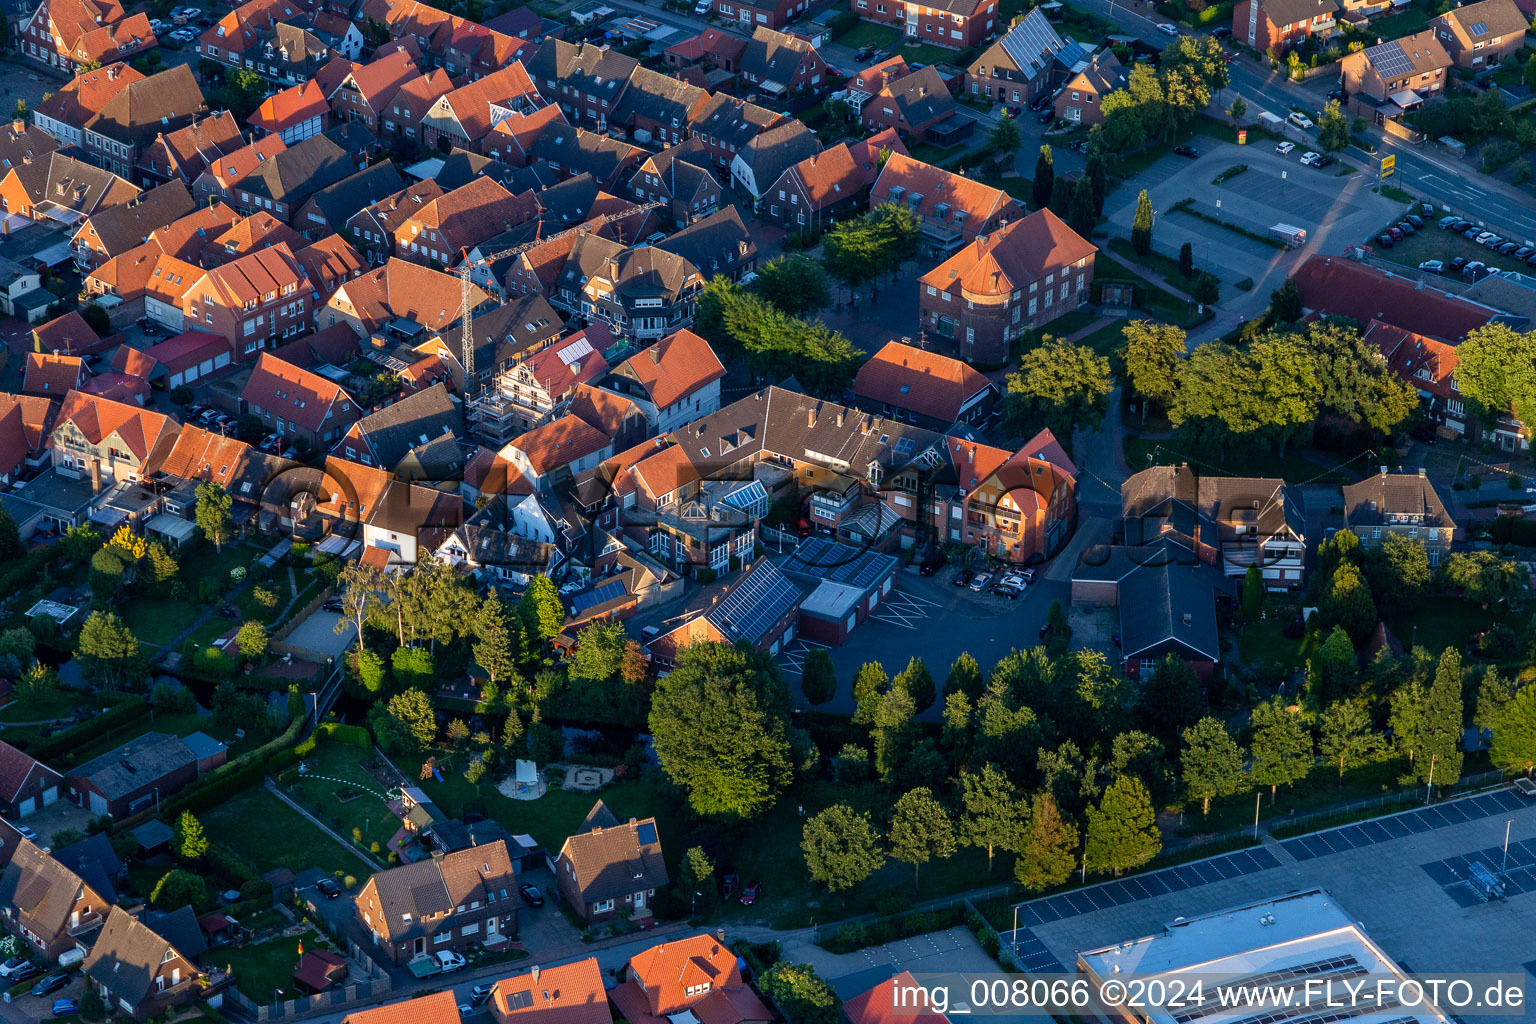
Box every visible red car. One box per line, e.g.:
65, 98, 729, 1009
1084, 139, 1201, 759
739, 881, 763, 906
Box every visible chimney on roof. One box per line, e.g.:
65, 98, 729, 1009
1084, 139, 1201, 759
1418, 467, 1426, 477
1380, 466, 1389, 478
531, 966, 540, 983
1182, 612, 1192, 626
836, 409, 844, 427
807, 407, 816, 428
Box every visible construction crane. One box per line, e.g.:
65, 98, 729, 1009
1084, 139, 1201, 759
453, 200, 665, 396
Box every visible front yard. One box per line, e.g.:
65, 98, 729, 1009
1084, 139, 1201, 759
832, 20, 897, 50
220, 928, 323, 1004
202, 786, 366, 881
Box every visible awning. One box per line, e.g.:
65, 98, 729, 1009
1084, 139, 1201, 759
316, 533, 362, 559
34, 204, 84, 226
515, 759, 538, 784
90, 506, 128, 528
1388, 88, 1422, 108
146, 512, 197, 544
30, 241, 74, 268
402, 157, 445, 181
757, 79, 787, 96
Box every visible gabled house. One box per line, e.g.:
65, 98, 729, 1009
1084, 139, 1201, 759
295, 234, 369, 298
628, 141, 722, 229
0, 121, 60, 176
70, 181, 196, 270
343, 179, 446, 265
32, 62, 145, 149
76, 65, 207, 179
0, 742, 63, 819
1232, 0, 1339, 53
344, 992, 461, 1024
188, 135, 288, 208
354, 840, 518, 966
553, 800, 667, 924
225, 134, 353, 222
524, 40, 639, 130
327, 50, 421, 131
702, 0, 808, 31
295, 161, 407, 241
685, 94, 785, 172
139, 331, 235, 391
0, 150, 139, 224
501, 413, 615, 482
526, 126, 646, 190
392, 178, 538, 267
762, 128, 905, 230
249, 79, 332, 143
420, 63, 542, 152
180, 243, 313, 357
918, 207, 1095, 363
333, 382, 459, 470
0, 394, 53, 485
19, 0, 155, 74
423, 290, 565, 395
730, 119, 820, 205
468, 324, 611, 444
654, 207, 757, 283
240, 351, 360, 448
554, 234, 704, 343
604, 328, 725, 432
610, 934, 772, 1024
1340, 31, 1451, 115
609, 67, 709, 148
966, 8, 1071, 104
872, 152, 1024, 257
138, 111, 244, 188
321, 257, 483, 340
82, 906, 205, 1020
1431, 0, 1525, 68
0, 840, 110, 962
740, 26, 826, 95
1342, 468, 1457, 564
381, 68, 456, 139
852, 340, 996, 429
491, 959, 611, 1024
852, 0, 997, 50
23, 353, 87, 400
1055, 51, 1128, 126
49, 391, 178, 488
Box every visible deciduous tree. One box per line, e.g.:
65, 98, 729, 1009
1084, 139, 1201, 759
1319, 697, 1383, 777
1005, 340, 1113, 440
1181, 716, 1246, 814
1014, 792, 1077, 891
957, 764, 1026, 872
194, 481, 233, 553
801, 648, 837, 706
1122, 320, 1185, 419
77, 611, 140, 687
888, 787, 956, 889
1249, 698, 1313, 802
386, 688, 438, 750
801, 805, 884, 892
1491, 684, 1536, 776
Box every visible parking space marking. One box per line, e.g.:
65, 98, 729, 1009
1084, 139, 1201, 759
867, 590, 938, 629
776, 638, 829, 676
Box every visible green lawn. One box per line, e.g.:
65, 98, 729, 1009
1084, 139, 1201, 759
0, 692, 76, 723
1109, 238, 1200, 291
1095, 251, 1204, 328
236, 566, 327, 627
895, 42, 959, 66
202, 787, 366, 881
833, 21, 898, 50
1389, 596, 1512, 656
977, 174, 1034, 203
220, 929, 324, 1004
1237, 611, 1311, 672
119, 597, 202, 647
1077, 319, 1130, 357
286, 743, 399, 852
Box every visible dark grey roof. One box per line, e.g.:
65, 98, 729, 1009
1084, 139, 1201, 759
180, 731, 226, 762
536, 173, 601, 227
304, 161, 406, 228
85, 65, 207, 148
435, 149, 535, 192
1342, 470, 1454, 529
239, 134, 352, 207
577, 798, 620, 834
688, 94, 781, 151
881, 65, 959, 128
81, 181, 195, 256
993, 8, 1068, 78
365, 840, 517, 943
737, 120, 819, 187
653, 206, 755, 278
739, 27, 813, 87
143, 905, 208, 960
1118, 561, 1227, 662
707, 558, 802, 644
52, 833, 124, 904
527, 126, 639, 188
611, 66, 706, 129
437, 291, 563, 368
350, 382, 461, 470
68, 732, 195, 800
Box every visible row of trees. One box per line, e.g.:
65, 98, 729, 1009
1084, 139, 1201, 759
695, 276, 865, 396
1123, 319, 1419, 456
1091, 37, 1230, 156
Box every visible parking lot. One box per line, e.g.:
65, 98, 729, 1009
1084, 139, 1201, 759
1106, 141, 1403, 319
1010, 787, 1536, 1010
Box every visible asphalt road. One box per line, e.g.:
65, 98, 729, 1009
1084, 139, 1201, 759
1068, 0, 1536, 243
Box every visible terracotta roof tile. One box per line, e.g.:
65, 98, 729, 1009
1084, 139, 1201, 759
157, 420, 251, 488
1290, 255, 1495, 342
612, 329, 724, 410
853, 341, 993, 422
491, 959, 611, 1024
343, 990, 460, 1024
23, 353, 86, 397
505, 413, 610, 475
52, 390, 177, 463
250, 79, 330, 135
240, 351, 353, 433
920, 207, 1095, 297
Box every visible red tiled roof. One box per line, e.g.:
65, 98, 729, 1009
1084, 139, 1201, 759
343, 990, 459, 1024
81, 372, 150, 405
198, 243, 308, 307
630, 443, 697, 500
619, 934, 769, 1024
52, 390, 177, 462
665, 34, 706, 61
1364, 318, 1458, 401
1290, 255, 1495, 342
491, 960, 611, 1024
920, 208, 1095, 297
520, 327, 610, 397
251, 80, 330, 134
463, 446, 533, 497
204, 135, 288, 190
873, 152, 1023, 234
0, 741, 58, 804
31, 312, 102, 357
844, 973, 950, 1024
432, 63, 539, 142
567, 383, 639, 437
0, 394, 49, 479
149, 204, 242, 261
339, 50, 420, 113
507, 413, 610, 475
854, 341, 992, 422
240, 351, 352, 433
23, 353, 86, 397
615, 329, 724, 409
159, 420, 250, 487
847, 128, 907, 184
142, 330, 231, 374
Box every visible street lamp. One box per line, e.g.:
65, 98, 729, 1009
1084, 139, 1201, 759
1503, 819, 1515, 873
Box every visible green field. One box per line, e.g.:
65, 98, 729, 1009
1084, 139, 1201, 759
202, 787, 365, 881
220, 928, 324, 1003
833, 20, 898, 50
286, 743, 399, 853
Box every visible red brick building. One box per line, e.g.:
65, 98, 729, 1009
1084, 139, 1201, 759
851, 0, 998, 51
181, 243, 312, 358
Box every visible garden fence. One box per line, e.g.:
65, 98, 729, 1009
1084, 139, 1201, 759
223, 978, 391, 1022
1270, 769, 1507, 837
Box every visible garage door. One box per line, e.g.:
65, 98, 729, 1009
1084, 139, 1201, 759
88, 791, 107, 815
41, 786, 57, 807
17, 798, 33, 817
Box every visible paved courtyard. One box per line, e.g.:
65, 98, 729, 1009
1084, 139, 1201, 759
1008, 787, 1536, 1023
1106, 142, 1404, 321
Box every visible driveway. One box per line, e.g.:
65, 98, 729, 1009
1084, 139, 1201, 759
514, 868, 583, 953
17, 797, 95, 848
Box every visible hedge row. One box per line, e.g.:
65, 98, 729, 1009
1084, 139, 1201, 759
269, 721, 371, 773
28, 697, 148, 762
819, 905, 968, 954
161, 757, 266, 819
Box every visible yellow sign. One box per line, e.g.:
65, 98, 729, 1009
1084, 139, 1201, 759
1237, 129, 1247, 145
1381, 155, 1396, 178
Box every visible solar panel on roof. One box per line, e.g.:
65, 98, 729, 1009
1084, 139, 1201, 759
507, 991, 533, 1010
557, 337, 594, 364
636, 822, 657, 845
1368, 40, 1414, 78
1469, 20, 1488, 32
708, 561, 800, 643
570, 578, 625, 615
